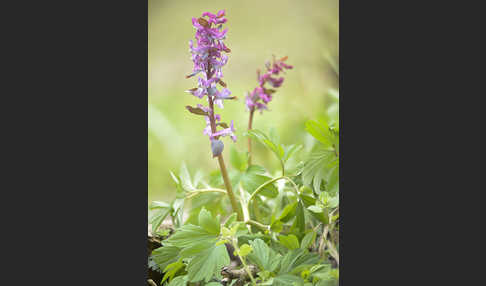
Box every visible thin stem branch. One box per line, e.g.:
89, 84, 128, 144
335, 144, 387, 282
247, 176, 299, 207
235, 241, 257, 286
245, 219, 269, 231
186, 188, 227, 199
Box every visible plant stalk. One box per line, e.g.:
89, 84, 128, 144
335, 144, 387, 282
245, 219, 269, 231
186, 188, 227, 199
208, 94, 243, 221
204, 62, 242, 220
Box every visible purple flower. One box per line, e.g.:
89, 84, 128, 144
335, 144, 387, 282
245, 56, 293, 112
186, 10, 236, 143
211, 120, 237, 142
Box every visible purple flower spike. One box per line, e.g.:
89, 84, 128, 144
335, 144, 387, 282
245, 56, 293, 113
186, 10, 236, 143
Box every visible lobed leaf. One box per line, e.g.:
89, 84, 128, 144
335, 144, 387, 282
247, 238, 282, 272
151, 245, 181, 272
198, 207, 221, 235
186, 244, 230, 282
164, 224, 218, 248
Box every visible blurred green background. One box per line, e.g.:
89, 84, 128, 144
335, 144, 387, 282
148, 0, 338, 203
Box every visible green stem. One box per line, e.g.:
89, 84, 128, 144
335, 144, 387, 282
232, 238, 257, 286
245, 219, 269, 231
217, 154, 243, 220
247, 176, 300, 207
186, 188, 227, 199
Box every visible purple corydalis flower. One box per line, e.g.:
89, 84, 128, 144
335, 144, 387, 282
186, 10, 236, 143
246, 55, 293, 113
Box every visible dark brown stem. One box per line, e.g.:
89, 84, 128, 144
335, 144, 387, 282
247, 108, 255, 166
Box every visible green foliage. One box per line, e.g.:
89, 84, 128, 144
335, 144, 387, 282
149, 201, 171, 233
303, 119, 339, 195
151, 245, 180, 272
198, 208, 221, 235
247, 239, 282, 272
164, 224, 218, 248
186, 244, 229, 282
247, 129, 303, 175
278, 234, 300, 250
301, 230, 317, 249
240, 165, 278, 198
149, 118, 339, 285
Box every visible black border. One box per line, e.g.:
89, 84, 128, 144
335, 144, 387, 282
3, 0, 479, 284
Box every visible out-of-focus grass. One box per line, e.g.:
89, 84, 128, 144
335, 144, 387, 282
148, 0, 338, 203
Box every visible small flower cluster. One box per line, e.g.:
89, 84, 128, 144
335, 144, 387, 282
186, 10, 236, 144
245, 56, 293, 112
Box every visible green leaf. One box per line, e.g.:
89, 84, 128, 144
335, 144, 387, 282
179, 240, 214, 259
307, 205, 329, 225
179, 162, 195, 191
223, 213, 237, 227
283, 144, 303, 163
247, 239, 282, 272
237, 244, 253, 257
270, 220, 284, 233
326, 164, 339, 195
307, 205, 323, 213
247, 129, 284, 161
279, 249, 320, 275
300, 231, 317, 249
305, 120, 336, 148
278, 234, 300, 250
149, 201, 171, 209
241, 167, 278, 198
246, 164, 267, 174
171, 198, 185, 227
149, 207, 171, 233
273, 274, 304, 286
198, 208, 221, 235
164, 224, 218, 248
186, 244, 230, 282
169, 171, 180, 185
167, 275, 187, 286
151, 245, 181, 272
278, 201, 298, 222
162, 260, 185, 283
302, 145, 336, 193
290, 202, 306, 237
230, 146, 247, 171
